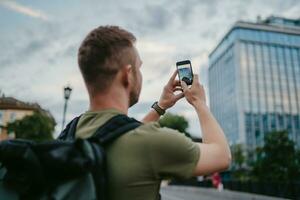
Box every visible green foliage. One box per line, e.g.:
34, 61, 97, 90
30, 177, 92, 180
251, 131, 300, 182
230, 144, 251, 181
7, 111, 56, 142
159, 112, 191, 138
231, 144, 245, 169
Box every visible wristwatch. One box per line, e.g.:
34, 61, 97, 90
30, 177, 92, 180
151, 101, 166, 116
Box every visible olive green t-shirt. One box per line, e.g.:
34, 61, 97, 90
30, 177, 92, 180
75, 109, 200, 200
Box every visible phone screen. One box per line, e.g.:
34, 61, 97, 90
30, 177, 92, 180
177, 61, 193, 85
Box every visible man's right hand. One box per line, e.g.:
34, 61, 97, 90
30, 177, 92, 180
181, 74, 207, 108
181, 74, 231, 176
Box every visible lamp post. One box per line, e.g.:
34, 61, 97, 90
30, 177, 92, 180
62, 86, 72, 131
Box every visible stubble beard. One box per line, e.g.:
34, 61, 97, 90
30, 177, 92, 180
129, 86, 140, 107
128, 74, 141, 107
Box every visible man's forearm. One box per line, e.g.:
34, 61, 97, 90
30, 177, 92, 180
194, 102, 231, 155
142, 109, 160, 123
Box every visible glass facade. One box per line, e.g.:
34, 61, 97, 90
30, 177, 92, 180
209, 45, 239, 145
209, 18, 300, 149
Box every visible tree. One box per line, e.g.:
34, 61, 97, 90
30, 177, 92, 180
7, 111, 56, 142
159, 112, 191, 138
230, 144, 251, 181
231, 144, 245, 169
251, 131, 300, 182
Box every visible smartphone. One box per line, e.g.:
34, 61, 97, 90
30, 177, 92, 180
176, 60, 193, 85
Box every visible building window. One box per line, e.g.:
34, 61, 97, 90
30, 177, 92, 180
10, 112, 16, 122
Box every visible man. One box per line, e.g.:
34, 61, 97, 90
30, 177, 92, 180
76, 26, 231, 200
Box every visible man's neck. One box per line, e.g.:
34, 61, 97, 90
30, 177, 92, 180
89, 89, 129, 114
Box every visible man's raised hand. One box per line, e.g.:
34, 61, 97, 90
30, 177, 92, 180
158, 70, 184, 109
181, 74, 207, 108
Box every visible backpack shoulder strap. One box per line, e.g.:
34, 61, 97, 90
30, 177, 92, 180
88, 115, 141, 199
89, 114, 142, 145
57, 116, 81, 141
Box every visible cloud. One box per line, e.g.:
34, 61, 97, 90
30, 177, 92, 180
0, 0, 49, 21
1, 0, 299, 138
122, 4, 172, 35
143, 4, 171, 30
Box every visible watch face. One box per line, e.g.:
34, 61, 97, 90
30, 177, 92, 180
151, 102, 157, 109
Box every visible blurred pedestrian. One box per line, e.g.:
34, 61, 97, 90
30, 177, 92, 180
212, 172, 223, 191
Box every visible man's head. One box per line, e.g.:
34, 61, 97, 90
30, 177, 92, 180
78, 26, 142, 107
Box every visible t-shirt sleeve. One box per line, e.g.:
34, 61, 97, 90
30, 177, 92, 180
145, 123, 200, 180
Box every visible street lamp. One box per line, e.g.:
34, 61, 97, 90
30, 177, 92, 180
62, 85, 72, 131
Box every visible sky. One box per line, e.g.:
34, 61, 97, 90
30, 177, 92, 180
0, 0, 299, 137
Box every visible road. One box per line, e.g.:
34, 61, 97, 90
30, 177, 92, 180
160, 186, 289, 200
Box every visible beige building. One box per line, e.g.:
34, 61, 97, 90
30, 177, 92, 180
0, 95, 51, 140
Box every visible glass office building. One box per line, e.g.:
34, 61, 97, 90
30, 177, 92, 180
208, 16, 300, 149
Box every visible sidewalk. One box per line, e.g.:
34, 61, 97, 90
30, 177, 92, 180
160, 186, 289, 200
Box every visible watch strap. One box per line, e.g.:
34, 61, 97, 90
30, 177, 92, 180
151, 101, 165, 115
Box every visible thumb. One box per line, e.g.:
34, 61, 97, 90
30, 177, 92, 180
181, 81, 188, 92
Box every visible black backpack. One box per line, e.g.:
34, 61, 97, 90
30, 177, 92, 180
0, 114, 141, 200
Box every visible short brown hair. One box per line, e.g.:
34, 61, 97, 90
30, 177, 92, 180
78, 26, 136, 93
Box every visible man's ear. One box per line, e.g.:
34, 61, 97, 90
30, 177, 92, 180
120, 64, 133, 88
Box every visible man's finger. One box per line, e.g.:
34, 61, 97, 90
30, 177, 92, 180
174, 92, 184, 101
181, 81, 188, 92
192, 74, 199, 86
172, 80, 181, 87
168, 70, 178, 85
